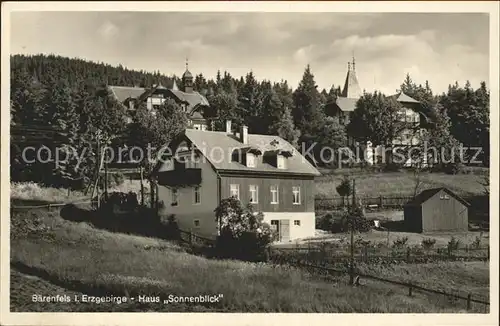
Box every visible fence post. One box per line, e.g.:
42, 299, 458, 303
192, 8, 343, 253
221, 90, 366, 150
379, 195, 383, 208
465, 244, 468, 253
406, 248, 410, 262
487, 245, 490, 260
466, 293, 471, 311
408, 284, 413, 297
189, 230, 193, 245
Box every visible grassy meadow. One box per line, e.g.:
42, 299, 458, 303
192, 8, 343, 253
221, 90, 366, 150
315, 170, 488, 198
10, 207, 489, 312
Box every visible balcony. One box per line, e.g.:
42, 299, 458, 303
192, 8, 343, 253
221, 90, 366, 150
157, 168, 202, 187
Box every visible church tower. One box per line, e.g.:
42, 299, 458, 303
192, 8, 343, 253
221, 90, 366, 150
182, 58, 194, 93
341, 57, 362, 99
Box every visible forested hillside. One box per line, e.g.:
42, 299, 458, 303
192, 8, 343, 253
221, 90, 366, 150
10, 54, 490, 190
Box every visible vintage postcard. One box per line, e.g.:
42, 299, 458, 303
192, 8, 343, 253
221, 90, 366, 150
1, 1, 498, 325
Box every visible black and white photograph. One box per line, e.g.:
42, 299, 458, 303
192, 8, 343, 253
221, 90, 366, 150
1, 1, 498, 325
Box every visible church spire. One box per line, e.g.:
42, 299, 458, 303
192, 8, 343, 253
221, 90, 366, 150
341, 57, 362, 99
182, 57, 194, 93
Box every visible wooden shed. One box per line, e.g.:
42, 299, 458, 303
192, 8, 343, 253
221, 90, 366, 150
404, 187, 469, 233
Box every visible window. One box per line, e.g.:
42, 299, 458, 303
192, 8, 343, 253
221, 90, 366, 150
292, 186, 301, 205
247, 153, 256, 167
294, 220, 301, 226
230, 184, 240, 200
277, 155, 287, 169
270, 185, 279, 204
194, 187, 201, 204
171, 189, 178, 206
194, 219, 200, 227
270, 220, 279, 231
249, 185, 259, 204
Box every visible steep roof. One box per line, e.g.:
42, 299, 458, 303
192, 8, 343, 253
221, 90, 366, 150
170, 89, 210, 110
165, 129, 321, 176
334, 97, 358, 112
108, 86, 146, 102
405, 187, 470, 207
341, 63, 362, 99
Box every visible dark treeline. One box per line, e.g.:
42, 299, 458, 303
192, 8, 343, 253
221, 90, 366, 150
10, 54, 490, 190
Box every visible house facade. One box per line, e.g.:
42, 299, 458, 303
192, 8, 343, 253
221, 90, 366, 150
325, 58, 424, 166
404, 187, 469, 233
108, 62, 211, 130
154, 120, 321, 242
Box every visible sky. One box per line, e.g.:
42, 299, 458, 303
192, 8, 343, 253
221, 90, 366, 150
10, 11, 490, 94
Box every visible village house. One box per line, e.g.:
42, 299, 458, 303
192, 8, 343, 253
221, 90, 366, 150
325, 58, 424, 166
107, 61, 211, 130
404, 187, 469, 233
153, 120, 321, 242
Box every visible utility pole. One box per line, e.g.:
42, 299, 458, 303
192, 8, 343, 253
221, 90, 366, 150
104, 142, 108, 201
349, 179, 356, 285
96, 134, 101, 209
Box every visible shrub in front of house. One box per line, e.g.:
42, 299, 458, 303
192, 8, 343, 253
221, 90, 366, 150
214, 197, 275, 262
421, 238, 437, 250
163, 214, 181, 241
339, 205, 372, 233
392, 236, 409, 249
447, 236, 461, 252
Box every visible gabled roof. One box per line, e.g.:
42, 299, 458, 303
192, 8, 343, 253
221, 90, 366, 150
334, 97, 358, 112
389, 92, 420, 104
405, 187, 470, 207
162, 129, 321, 176
108, 86, 146, 102
170, 89, 210, 110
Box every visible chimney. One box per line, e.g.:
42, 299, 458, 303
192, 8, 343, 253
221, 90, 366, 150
225, 120, 232, 134
240, 125, 248, 144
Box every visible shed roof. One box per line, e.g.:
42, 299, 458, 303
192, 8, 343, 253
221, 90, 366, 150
405, 187, 470, 207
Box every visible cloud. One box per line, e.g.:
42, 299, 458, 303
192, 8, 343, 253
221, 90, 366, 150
98, 21, 119, 39
9, 12, 489, 94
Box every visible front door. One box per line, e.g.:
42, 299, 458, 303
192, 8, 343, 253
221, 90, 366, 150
279, 220, 290, 242
270, 220, 280, 241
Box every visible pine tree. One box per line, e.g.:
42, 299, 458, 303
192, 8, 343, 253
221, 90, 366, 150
267, 88, 300, 148
292, 65, 324, 135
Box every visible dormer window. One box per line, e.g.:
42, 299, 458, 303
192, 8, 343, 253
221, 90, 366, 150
277, 155, 287, 169
232, 147, 261, 167
247, 153, 256, 168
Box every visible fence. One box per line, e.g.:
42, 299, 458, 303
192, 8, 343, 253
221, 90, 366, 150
11, 199, 92, 211
178, 229, 216, 247
270, 244, 490, 264
269, 252, 490, 311
315, 196, 413, 210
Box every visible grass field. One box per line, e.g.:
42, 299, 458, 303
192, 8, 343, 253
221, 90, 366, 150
296, 229, 490, 248
10, 182, 88, 205
315, 170, 487, 198
10, 207, 490, 312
